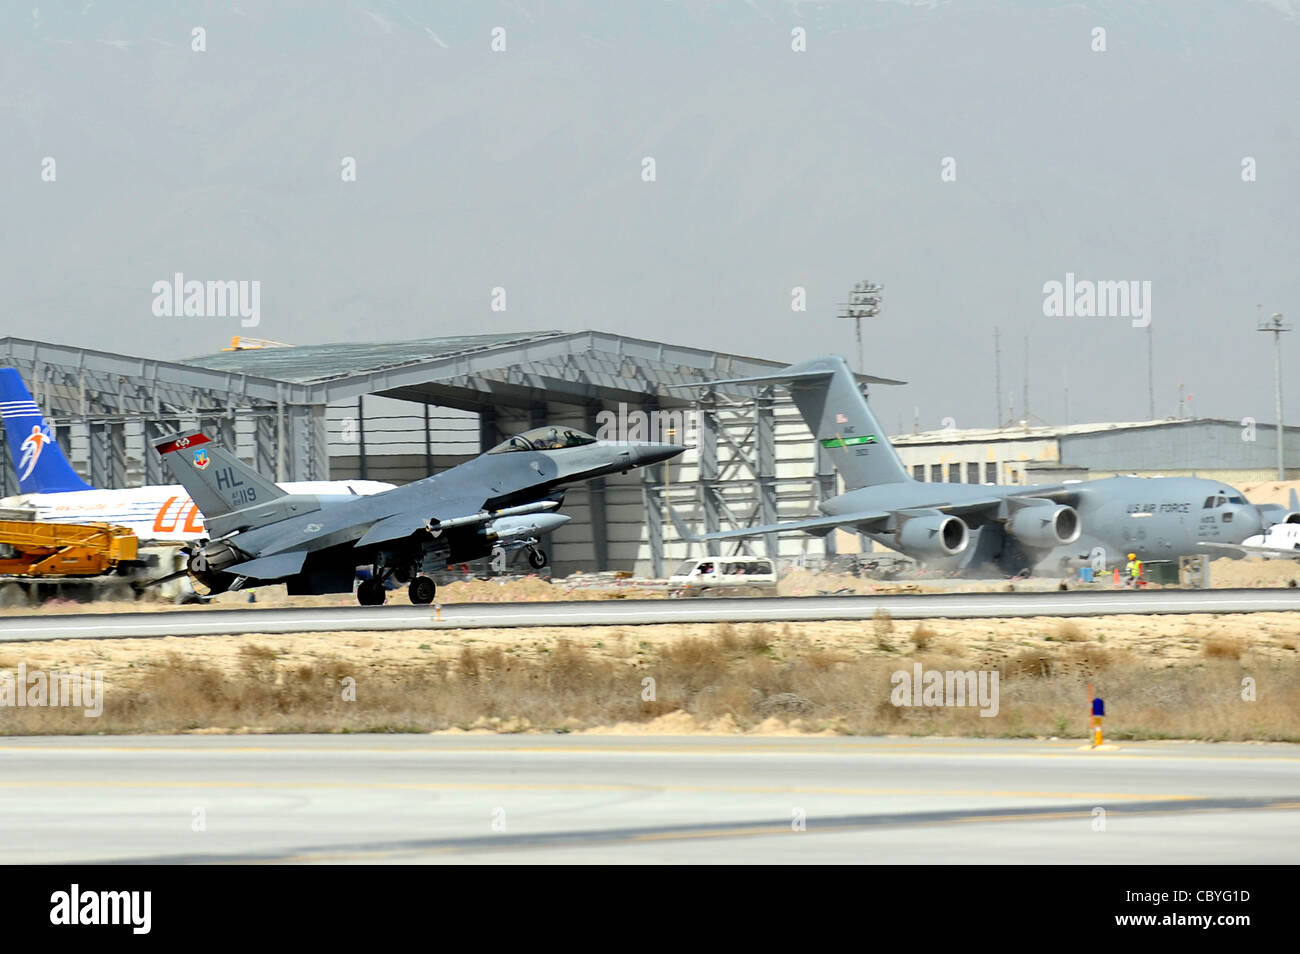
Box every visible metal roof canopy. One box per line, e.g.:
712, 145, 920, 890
0, 329, 801, 506
1, 331, 794, 412
0, 336, 313, 409
180, 330, 793, 411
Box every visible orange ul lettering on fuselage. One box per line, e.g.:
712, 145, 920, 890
153, 496, 206, 534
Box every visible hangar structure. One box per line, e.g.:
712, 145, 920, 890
0, 333, 846, 576
892, 418, 1300, 487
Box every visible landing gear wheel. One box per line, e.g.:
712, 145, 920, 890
408, 575, 436, 604
357, 579, 386, 606
527, 548, 548, 570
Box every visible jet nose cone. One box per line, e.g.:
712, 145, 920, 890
633, 443, 687, 466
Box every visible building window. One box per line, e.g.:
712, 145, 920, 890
930, 463, 944, 483
913, 464, 925, 481
951, 464, 963, 483
967, 462, 980, 484
985, 462, 997, 484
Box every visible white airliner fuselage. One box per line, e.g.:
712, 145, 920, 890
0, 480, 396, 543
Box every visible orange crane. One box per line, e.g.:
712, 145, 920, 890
0, 520, 139, 577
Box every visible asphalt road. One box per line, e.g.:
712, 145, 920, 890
2, 587, 1300, 642
1, 735, 1296, 864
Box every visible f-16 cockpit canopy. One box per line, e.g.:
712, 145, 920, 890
487, 426, 599, 454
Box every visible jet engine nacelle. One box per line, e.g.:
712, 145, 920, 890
896, 514, 969, 557
1004, 503, 1081, 549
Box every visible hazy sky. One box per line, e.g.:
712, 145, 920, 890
3, 0, 1298, 433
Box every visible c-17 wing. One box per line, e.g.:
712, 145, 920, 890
694, 510, 891, 541
691, 495, 1051, 543
1198, 541, 1300, 559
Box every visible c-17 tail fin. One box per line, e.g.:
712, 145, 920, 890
693, 355, 911, 491
155, 430, 290, 536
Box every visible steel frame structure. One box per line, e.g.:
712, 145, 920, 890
0, 333, 841, 574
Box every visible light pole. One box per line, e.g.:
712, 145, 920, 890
1258, 311, 1291, 480
837, 280, 882, 374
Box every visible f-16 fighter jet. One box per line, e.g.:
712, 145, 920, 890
154, 424, 683, 604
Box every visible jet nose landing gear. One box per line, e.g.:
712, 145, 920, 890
408, 575, 437, 604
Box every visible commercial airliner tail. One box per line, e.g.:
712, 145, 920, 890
0, 368, 94, 494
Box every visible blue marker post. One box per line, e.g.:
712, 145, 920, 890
1090, 695, 1105, 748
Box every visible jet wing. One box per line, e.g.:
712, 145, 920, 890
931, 497, 1007, 516
227, 551, 309, 580
1009, 485, 1076, 503
694, 510, 890, 541
692, 494, 1063, 543
1199, 541, 1300, 558
355, 512, 441, 548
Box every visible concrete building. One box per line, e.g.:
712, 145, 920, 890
891, 418, 1300, 488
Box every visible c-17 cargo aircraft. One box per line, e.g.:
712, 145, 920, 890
681, 355, 1288, 576
154, 424, 684, 604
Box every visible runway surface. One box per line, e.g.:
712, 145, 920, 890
3, 587, 1299, 642
2, 735, 1297, 864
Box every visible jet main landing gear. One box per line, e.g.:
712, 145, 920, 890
357, 579, 386, 605
408, 575, 437, 604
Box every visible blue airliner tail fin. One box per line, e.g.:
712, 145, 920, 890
0, 368, 94, 493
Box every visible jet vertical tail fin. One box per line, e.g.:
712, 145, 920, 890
155, 430, 291, 535
0, 368, 94, 493
695, 355, 911, 491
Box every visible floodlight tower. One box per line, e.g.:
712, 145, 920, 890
1258, 311, 1292, 480
836, 280, 882, 374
